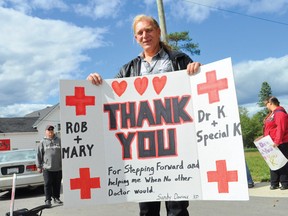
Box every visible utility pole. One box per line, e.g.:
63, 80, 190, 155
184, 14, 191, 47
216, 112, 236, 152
156, 0, 168, 43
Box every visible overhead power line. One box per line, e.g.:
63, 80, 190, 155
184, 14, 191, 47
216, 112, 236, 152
183, 0, 288, 26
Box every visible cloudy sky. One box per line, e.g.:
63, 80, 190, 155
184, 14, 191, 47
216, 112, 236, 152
1, 0, 288, 117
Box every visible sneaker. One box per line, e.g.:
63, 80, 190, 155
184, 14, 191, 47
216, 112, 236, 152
248, 183, 254, 188
45, 200, 52, 207
54, 198, 63, 204
270, 185, 279, 190
280, 186, 288, 190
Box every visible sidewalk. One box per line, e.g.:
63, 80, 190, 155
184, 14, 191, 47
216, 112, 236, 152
248, 182, 288, 197
1, 182, 287, 216
26, 184, 288, 216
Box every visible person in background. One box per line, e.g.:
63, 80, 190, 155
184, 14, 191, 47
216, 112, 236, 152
261, 96, 288, 190
36, 125, 63, 207
87, 14, 202, 216
246, 162, 254, 188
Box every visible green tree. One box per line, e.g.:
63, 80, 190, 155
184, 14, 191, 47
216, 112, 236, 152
239, 107, 255, 148
257, 81, 272, 107
239, 107, 263, 148
256, 81, 273, 125
167, 31, 200, 56
250, 111, 264, 138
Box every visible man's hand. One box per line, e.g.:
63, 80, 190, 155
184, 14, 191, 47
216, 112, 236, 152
186, 62, 202, 75
87, 73, 103, 85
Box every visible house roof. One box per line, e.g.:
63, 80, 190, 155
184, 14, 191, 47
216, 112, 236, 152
25, 104, 58, 118
0, 104, 59, 133
0, 117, 39, 133
25, 103, 59, 128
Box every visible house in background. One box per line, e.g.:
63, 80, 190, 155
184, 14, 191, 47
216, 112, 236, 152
0, 104, 60, 151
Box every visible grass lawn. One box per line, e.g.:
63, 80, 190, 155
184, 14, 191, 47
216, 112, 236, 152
245, 148, 270, 182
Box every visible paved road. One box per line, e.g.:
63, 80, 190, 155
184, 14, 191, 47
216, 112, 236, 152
1, 182, 287, 216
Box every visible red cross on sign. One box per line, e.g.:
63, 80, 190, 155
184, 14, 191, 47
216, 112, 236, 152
70, 168, 101, 199
197, 70, 228, 104
66, 87, 95, 116
207, 160, 238, 193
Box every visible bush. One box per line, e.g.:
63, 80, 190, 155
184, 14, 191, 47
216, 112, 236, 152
245, 148, 270, 182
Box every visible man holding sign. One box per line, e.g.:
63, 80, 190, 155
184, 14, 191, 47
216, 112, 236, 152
256, 96, 288, 190
88, 14, 201, 216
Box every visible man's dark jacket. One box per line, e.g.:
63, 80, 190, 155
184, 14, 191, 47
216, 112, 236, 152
115, 47, 193, 78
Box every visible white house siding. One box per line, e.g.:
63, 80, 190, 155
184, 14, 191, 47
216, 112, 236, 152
0, 105, 61, 150
0, 132, 38, 150
36, 106, 61, 137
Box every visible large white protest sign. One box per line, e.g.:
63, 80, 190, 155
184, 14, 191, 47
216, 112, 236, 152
60, 58, 249, 207
254, 135, 288, 170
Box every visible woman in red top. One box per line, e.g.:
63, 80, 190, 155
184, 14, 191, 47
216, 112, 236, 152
263, 96, 288, 190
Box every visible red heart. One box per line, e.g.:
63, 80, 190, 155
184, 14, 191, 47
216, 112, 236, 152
134, 77, 148, 95
112, 80, 127, 97
152, 76, 167, 94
